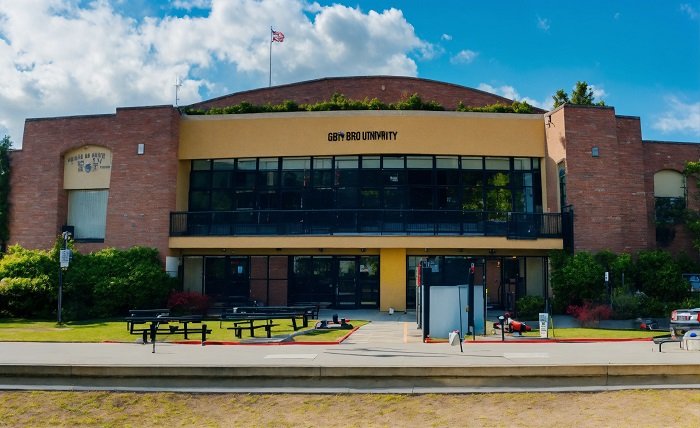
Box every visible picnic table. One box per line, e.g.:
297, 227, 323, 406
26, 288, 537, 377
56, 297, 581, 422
126, 309, 211, 352
219, 305, 319, 338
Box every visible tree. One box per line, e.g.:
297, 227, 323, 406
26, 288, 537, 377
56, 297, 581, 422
552, 81, 606, 108
0, 135, 11, 253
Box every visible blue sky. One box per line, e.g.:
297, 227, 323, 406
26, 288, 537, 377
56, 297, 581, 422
1, 0, 698, 146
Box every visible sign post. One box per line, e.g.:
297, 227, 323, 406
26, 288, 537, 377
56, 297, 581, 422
539, 313, 549, 338
57, 231, 71, 324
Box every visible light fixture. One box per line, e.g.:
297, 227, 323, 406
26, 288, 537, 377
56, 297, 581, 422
137, 143, 145, 155
488, 249, 496, 255
591, 146, 599, 157
360, 248, 366, 253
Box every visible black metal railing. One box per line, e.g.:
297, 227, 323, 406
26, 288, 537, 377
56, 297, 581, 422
170, 209, 563, 239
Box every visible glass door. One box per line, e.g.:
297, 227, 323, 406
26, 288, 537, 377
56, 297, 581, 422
336, 258, 357, 307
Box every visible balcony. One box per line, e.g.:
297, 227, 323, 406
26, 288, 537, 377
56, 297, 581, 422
170, 209, 564, 239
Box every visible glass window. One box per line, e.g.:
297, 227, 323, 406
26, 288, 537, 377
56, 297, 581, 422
67, 189, 109, 240
283, 157, 311, 170
314, 157, 332, 170
383, 170, 405, 185
189, 190, 210, 211
237, 158, 257, 170
437, 187, 460, 210
259, 158, 278, 170
336, 156, 359, 169
213, 159, 236, 170
192, 159, 211, 171
190, 171, 211, 189
212, 171, 233, 188
461, 157, 482, 170
234, 191, 255, 209
409, 187, 433, 210
406, 156, 433, 168
211, 190, 233, 211
383, 187, 405, 209
513, 158, 531, 170
485, 157, 510, 170
362, 156, 380, 169
436, 156, 458, 169
337, 187, 359, 208
383, 156, 404, 168
361, 188, 380, 208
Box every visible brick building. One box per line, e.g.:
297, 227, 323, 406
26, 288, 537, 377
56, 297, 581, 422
8, 76, 698, 312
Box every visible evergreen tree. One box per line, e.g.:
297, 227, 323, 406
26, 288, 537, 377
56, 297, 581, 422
552, 81, 606, 108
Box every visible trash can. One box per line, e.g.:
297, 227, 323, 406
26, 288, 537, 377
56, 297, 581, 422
683, 330, 700, 351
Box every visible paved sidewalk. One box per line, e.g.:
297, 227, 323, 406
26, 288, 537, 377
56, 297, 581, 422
0, 310, 698, 393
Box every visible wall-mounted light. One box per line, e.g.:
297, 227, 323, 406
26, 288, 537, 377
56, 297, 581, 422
591, 146, 599, 157
360, 248, 367, 253
545, 115, 552, 127
137, 143, 145, 155
318, 248, 324, 253
488, 249, 496, 255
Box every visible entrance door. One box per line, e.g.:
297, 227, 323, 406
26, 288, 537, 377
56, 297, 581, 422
336, 258, 357, 308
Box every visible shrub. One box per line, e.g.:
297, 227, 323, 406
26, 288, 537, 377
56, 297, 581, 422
167, 291, 211, 316
611, 289, 642, 319
566, 301, 613, 327
551, 251, 605, 313
0, 275, 54, 318
515, 295, 545, 320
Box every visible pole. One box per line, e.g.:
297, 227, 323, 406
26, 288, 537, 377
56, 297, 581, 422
57, 232, 67, 324
269, 27, 272, 87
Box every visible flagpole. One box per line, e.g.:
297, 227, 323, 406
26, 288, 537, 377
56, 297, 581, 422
269, 26, 272, 87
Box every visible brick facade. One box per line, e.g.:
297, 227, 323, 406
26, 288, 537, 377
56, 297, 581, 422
545, 104, 699, 257
9, 76, 698, 270
9, 106, 180, 260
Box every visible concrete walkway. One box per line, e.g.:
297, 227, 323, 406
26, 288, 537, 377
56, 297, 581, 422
0, 310, 698, 393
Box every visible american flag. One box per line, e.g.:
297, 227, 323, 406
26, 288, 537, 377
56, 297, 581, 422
272, 29, 284, 43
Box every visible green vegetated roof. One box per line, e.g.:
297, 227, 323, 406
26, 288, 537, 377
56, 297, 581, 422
183, 92, 535, 116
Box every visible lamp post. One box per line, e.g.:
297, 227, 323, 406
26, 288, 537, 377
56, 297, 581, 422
58, 231, 71, 324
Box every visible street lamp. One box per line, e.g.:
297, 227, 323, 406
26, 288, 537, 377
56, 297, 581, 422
58, 230, 72, 324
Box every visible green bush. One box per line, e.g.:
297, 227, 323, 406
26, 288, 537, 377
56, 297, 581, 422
0, 243, 176, 320
515, 295, 545, 320
0, 275, 54, 318
550, 251, 605, 313
634, 250, 690, 302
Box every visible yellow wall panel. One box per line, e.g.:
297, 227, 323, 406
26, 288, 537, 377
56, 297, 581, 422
379, 248, 407, 312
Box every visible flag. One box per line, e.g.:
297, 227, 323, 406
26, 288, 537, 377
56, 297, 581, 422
272, 29, 284, 43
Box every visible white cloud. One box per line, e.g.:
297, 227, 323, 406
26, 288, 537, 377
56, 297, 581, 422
537, 15, 550, 32
652, 96, 700, 137
478, 83, 552, 109
172, 0, 212, 10
0, 0, 432, 146
588, 84, 607, 101
450, 49, 478, 64
681, 3, 699, 20
441, 33, 452, 41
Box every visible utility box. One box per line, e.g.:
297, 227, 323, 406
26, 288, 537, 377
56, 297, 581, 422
683, 330, 700, 351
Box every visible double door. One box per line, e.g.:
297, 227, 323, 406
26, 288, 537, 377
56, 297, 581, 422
336, 257, 380, 308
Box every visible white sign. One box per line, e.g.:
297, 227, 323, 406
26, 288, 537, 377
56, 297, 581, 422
605, 271, 609, 282
538, 313, 549, 338
59, 249, 71, 268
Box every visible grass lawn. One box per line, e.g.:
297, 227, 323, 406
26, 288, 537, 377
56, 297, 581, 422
0, 318, 368, 343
